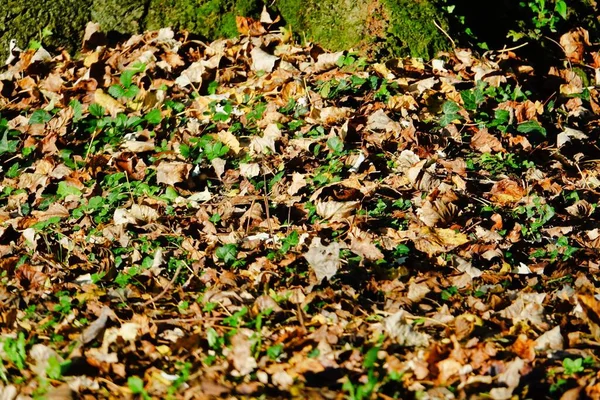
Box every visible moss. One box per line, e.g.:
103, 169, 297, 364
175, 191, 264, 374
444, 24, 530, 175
0, 0, 93, 61
0, 0, 449, 63
91, 0, 149, 35
381, 0, 451, 59
275, 0, 451, 59
146, 0, 262, 39
276, 0, 369, 51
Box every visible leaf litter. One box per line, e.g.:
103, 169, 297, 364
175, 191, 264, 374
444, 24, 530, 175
2, 15, 600, 400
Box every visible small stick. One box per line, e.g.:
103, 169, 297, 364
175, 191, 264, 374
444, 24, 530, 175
142, 261, 184, 307
433, 19, 456, 48
262, 170, 274, 239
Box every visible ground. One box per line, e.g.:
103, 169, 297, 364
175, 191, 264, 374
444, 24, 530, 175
1, 14, 600, 400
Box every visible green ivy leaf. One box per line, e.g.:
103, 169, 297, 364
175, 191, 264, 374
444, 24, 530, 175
440, 113, 459, 127
442, 101, 461, 115
461, 89, 485, 111
517, 120, 546, 136
0, 131, 18, 155
216, 244, 238, 265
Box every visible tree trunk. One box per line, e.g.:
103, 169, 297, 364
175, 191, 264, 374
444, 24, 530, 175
0, 0, 452, 62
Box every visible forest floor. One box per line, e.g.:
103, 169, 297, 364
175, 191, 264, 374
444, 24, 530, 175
1, 16, 600, 400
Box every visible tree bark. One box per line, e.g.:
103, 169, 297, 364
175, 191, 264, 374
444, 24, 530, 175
0, 0, 452, 62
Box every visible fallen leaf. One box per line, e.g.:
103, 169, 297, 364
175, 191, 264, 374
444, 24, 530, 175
303, 237, 344, 283
489, 179, 525, 205
250, 47, 278, 72
156, 161, 191, 185
470, 128, 504, 153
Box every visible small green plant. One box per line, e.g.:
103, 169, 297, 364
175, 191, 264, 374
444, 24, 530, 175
441, 285, 459, 301
467, 152, 534, 176
368, 199, 388, 217
562, 357, 585, 375
279, 231, 299, 254
180, 135, 229, 163
267, 344, 284, 360
216, 244, 245, 268
0, 119, 19, 156
514, 196, 555, 241
530, 236, 579, 261
53, 292, 73, 316
128, 376, 151, 400
108, 62, 146, 100
1, 332, 27, 371
28, 27, 53, 50
549, 378, 567, 393
167, 362, 192, 397
223, 307, 248, 328
337, 53, 368, 71
509, 0, 568, 41
342, 337, 391, 400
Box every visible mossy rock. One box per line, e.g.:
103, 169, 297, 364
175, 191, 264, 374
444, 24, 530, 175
0, 0, 451, 64
274, 0, 452, 59
145, 0, 262, 39
91, 0, 148, 35
0, 0, 93, 61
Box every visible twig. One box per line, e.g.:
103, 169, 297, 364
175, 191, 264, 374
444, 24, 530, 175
152, 316, 221, 324
262, 170, 274, 239
141, 261, 184, 307
433, 19, 456, 49
544, 35, 572, 70
496, 42, 529, 54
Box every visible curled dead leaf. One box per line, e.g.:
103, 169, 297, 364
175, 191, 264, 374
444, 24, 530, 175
470, 128, 503, 153
489, 179, 525, 205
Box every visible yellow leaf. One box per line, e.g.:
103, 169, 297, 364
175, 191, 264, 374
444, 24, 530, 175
94, 89, 125, 117
435, 228, 469, 246
414, 227, 469, 256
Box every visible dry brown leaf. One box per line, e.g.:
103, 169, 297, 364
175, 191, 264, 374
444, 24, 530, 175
349, 229, 384, 261
156, 161, 191, 185
129, 204, 160, 223
489, 179, 525, 205
560, 28, 589, 63
217, 130, 241, 154
229, 328, 257, 376
287, 172, 307, 196
315, 200, 359, 221
239, 163, 261, 178
236, 15, 267, 36
470, 128, 504, 153
303, 237, 344, 283
576, 294, 600, 341
384, 310, 430, 347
